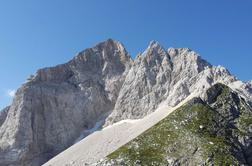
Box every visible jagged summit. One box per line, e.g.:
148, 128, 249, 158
144, 40, 168, 57
91, 38, 129, 56
0, 39, 251, 166
0, 39, 133, 166
73, 38, 132, 67
144, 40, 164, 52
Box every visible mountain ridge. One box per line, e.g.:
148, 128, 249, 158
0, 39, 132, 166
0, 39, 251, 166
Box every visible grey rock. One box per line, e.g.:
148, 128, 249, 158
105, 44, 251, 125
105, 41, 173, 125
0, 39, 132, 166
0, 39, 251, 166
0, 106, 9, 127
105, 44, 212, 125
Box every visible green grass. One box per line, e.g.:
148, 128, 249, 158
107, 102, 241, 165
105, 84, 252, 165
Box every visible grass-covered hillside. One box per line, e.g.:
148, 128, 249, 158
97, 83, 252, 166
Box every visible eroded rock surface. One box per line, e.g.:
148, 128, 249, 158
0, 39, 251, 166
0, 106, 9, 127
0, 39, 132, 166
105, 42, 251, 125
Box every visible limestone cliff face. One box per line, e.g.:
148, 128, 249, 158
105, 42, 251, 125
0, 39, 251, 166
0, 39, 132, 166
105, 41, 174, 124
0, 106, 9, 127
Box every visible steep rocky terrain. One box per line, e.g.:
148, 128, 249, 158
0, 39, 251, 166
98, 84, 252, 166
0, 39, 132, 166
0, 106, 9, 127
43, 94, 195, 166
105, 42, 251, 125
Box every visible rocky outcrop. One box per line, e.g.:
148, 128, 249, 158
0, 106, 9, 127
105, 42, 251, 125
105, 43, 212, 125
105, 41, 174, 124
0, 39, 251, 166
0, 39, 132, 166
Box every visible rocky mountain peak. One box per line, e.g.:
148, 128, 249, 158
142, 40, 168, 58
31, 39, 133, 84
134, 40, 171, 70
91, 38, 129, 58
0, 39, 251, 166
167, 47, 177, 57
0, 39, 134, 166
72, 38, 132, 69
146, 40, 162, 50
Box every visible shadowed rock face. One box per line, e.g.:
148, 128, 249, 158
0, 106, 9, 127
0, 39, 132, 166
0, 39, 251, 166
98, 84, 252, 166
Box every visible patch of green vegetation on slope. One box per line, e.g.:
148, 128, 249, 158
101, 84, 252, 166
106, 103, 237, 165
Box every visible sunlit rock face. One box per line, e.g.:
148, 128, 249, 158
105, 43, 251, 125
0, 39, 251, 166
0, 39, 132, 166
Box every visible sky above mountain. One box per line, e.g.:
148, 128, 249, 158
0, 0, 252, 109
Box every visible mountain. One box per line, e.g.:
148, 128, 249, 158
0, 39, 252, 166
0, 106, 9, 127
105, 41, 252, 126
0, 39, 132, 166
97, 83, 252, 165
43, 93, 197, 166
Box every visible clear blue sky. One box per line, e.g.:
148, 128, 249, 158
0, 0, 252, 109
